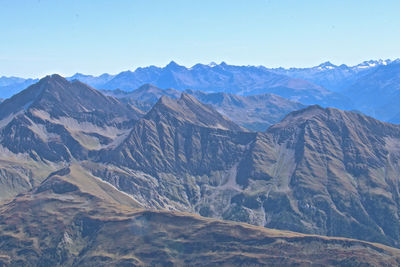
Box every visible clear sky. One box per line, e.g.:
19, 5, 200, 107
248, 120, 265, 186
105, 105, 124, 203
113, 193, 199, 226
1, 0, 400, 78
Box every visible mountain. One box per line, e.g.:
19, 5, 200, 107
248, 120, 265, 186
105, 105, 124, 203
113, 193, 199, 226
67, 72, 115, 88
68, 61, 350, 109
270, 59, 400, 123
103, 84, 305, 131
3, 75, 400, 252
0, 75, 142, 200
102, 83, 181, 112
185, 90, 306, 131
94, 87, 400, 247
145, 93, 246, 132
2, 164, 399, 266
4, 59, 400, 117
258, 106, 400, 247
0, 76, 38, 99
272, 59, 395, 92
341, 62, 400, 122
0, 74, 142, 123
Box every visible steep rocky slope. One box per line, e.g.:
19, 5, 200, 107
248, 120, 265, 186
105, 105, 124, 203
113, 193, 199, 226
1, 164, 399, 266
0, 75, 142, 200
95, 100, 400, 248
260, 106, 400, 246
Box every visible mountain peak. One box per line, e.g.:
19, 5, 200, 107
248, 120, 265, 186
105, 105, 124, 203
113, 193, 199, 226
165, 60, 182, 69
0, 74, 141, 122
179, 92, 197, 101
316, 61, 337, 70
146, 93, 245, 131
39, 74, 69, 86
135, 83, 159, 92
267, 105, 329, 132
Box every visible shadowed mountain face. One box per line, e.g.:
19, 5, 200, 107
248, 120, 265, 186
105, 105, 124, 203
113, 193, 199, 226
2, 76, 400, 256
0, 75, 142, 199
1, 164, 399, 266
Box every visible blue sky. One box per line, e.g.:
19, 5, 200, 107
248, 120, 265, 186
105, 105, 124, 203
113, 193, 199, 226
1, 0, 399, 77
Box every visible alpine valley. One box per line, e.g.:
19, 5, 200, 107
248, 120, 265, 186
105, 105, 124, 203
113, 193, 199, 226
1, 69, 400, 266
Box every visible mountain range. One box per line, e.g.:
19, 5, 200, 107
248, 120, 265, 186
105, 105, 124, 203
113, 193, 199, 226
1, 74, 400, 265
272, 59, 396, 92
3, 59, 400, 125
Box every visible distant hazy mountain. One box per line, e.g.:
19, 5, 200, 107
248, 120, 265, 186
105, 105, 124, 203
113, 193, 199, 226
185, 90, 306, 131
95, 61, 351, 108
0, 76, 38, 99
67, 72, 115, 88
103, 84, 306, 131
271, 59, 400, 123
102, 83, 182, 112
3, 59, 400, 113
272, 59, 396, 92
341, 62, 400, 122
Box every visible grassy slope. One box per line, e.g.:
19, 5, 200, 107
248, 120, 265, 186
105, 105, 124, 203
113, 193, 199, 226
0, 164, 399, 266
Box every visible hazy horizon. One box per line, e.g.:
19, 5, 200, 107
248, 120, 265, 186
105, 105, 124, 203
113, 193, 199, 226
2, 58, 400, 79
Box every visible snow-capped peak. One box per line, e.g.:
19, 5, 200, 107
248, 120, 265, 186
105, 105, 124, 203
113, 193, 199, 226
316, 61, 337, 70
355, 59, 393, 69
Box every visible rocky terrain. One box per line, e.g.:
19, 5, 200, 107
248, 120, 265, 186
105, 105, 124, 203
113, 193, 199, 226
1, 163, 399, 266
1, 75, 400, 264
0, 75, 142, 199
91, 93, 400, 248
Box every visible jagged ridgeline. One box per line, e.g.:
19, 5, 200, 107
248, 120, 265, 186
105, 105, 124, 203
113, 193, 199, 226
1, 75, 400, 265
